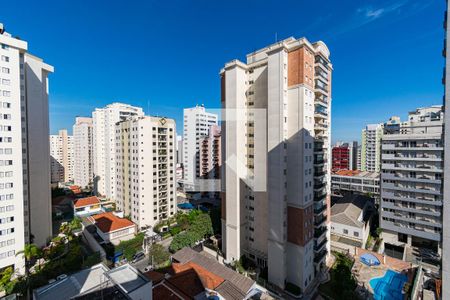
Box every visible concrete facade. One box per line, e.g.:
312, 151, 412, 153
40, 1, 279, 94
0, 25, 53, 274
381, 106, 444, 257
49, 129, 74, 183
115, 116, 177, 229
221, 37, 332, 291
73, 117, 93, 188
361, 123, 384, 172
92, 103, 143, 199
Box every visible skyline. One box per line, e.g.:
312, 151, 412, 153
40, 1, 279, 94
1, 0, 445, 142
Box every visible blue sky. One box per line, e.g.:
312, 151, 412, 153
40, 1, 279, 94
1, 0, 445, 142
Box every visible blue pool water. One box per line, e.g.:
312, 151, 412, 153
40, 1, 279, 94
370, 269, 408, 300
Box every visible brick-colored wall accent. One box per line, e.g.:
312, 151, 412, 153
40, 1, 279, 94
287, 47, 314, 88
287, 205, 314, 246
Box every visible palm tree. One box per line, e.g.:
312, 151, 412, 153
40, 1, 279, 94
16, 243, 42, 265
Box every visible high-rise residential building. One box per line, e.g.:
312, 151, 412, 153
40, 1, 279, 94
92, 103, 143, 199
115, 116, 177, 229
221, 37, 332, 290
73, 117, 94, 188
0, 24, 53, 274
331, 145, 350, 170
380, 106, 444, 259
356, 145, 362, 170
350, 141, 358, 170
199, 124, 221, 199
360, 123, 384, 172
49, 129, 74, 184
443, 4, 450, 297
176, 135, 183, 166
182, 105, 218, 190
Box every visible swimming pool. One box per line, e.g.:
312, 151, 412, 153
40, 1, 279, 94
370, 269, 408, 300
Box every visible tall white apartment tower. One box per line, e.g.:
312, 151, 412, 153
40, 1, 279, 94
73, 117, 93, 188
49, 129, 74, 183
0, 24, 54, 274
221, 37, 332, 291
92, 103, 143, 199
441, 4, 449, 298
115, 116, 177, 228
360, 123, 384, 172
182, 105, 218, 190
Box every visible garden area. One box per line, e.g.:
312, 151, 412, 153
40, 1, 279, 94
0, 218, 101, 296
319, 252, 357, 300
103, 232, 145, 262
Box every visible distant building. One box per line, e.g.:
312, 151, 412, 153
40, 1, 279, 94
88, 212, 136, 245
199, 124, 221, 198
330, 194, 375, 253
73, 117, 93, 188
361, 123, 384, 172
92, 103, 144, 200
332, 145, 350, 170
33, 263, 152, 300
182, 105, 218, 190
331, 170, 380, 201
49, 129, 74, 184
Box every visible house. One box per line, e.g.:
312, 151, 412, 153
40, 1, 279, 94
147, 247, 261, 300
88, 212, 136, 245
330, 194, 375, 253
73, 196, 102, 216
33, 263, 151, 300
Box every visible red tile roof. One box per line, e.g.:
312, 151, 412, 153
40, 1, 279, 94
90, 212, 135, 233
172, 262, 224, 291
334, 169, 361, 176
73, 196, 100, 208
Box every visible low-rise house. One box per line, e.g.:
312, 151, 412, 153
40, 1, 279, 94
73, 196, 102, 216
330, 194, 375, 253
149, 247, 259, 300
88, 212, 136, 245
331, 170, 380, 202
33, 263, 151, 300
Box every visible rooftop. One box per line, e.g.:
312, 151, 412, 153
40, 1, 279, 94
73, 196, 100, 208
332, 169, 380, 179
33, 264, 150, 300
89, 212, 135, 233
331, 194, 374, 228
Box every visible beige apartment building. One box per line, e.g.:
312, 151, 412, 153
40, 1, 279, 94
50, 129, 74, 184
221, 37, 332, 291
199, 124, 221, 199
115, 116, 177, 229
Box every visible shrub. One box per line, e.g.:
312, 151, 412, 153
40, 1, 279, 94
149, 244, 170, 266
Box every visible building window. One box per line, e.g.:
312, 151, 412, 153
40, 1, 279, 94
343, 229, 348, 234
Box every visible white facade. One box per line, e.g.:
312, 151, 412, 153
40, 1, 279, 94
381, 106, 444, 255
92, 103, 143, 199
221, 37, 332, 291
115, 116, 177, 229
360, 123, 384, 172
182, 105, 218, 190
73, 117, 93, 188
0, 25, 53, 274
49, 129, 74, 183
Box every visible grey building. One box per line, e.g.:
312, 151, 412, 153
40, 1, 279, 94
380, 106, 443, 259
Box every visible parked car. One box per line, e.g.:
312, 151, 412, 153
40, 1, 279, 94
132, 251, 145, 263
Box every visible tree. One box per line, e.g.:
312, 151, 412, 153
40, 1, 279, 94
16, 244, 42, 262
0, 267, 13, 291
376, 227, 383, 238
149, 244, 170, 266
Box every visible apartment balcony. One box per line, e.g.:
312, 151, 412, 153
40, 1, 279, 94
314, 238, 327, 253
381, 163, 443, 173
314, 249, 327, 264
315, 96, 328, 107
158, 150, 168, 156
381, 173, 442, 184
158, 129, 168, 135
314, 226, 328, 239
315, 68, 329, 83
381, 191, 442, 206
158, 158, 168, 163
158, 142, 167, 148
380, 219, 441, 242
314, 203, 327, 215
382, 153, 443, 162
158, 136, 167, 141
314, 171, 326, 179
382, 183, 441, 195
381, 211, 442, 228
382, 201, 441, 217
314, 182, 326, 191
314, 215, 327, 227
314, 191, 327, 202
382, 144, 443, 151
